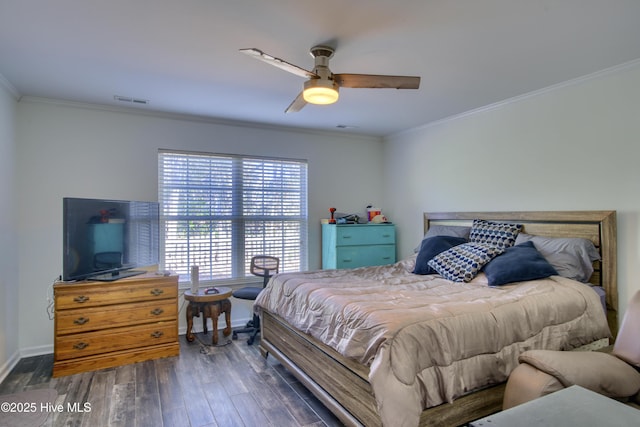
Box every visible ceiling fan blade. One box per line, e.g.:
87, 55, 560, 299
334, 74, 420, 89
285, 92, 307, 113
240, 48, 318, 79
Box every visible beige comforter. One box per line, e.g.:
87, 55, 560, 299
254, 257, 611, 427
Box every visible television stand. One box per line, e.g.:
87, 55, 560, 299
53, 272, 179, 377
91, 269, 145, 282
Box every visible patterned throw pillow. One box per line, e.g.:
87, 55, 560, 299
413, 236, 468, 275
428, 242, 505, 282
469, 219, 523, 249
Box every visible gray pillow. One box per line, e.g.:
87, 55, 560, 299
514, 234, 601, 282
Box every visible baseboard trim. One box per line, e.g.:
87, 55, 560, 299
0, 350, 21, 384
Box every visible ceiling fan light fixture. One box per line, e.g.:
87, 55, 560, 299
303, 79, 339, 105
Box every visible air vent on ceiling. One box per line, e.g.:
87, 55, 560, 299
114, 95, 149, 105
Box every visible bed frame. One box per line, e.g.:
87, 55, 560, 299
259, 211, 617, 427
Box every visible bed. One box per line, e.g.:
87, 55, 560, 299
254, 211, 617, 427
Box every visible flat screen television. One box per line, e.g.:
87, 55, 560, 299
63, 197, 160, 282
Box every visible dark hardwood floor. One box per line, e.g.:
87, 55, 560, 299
0, 333, 343, 427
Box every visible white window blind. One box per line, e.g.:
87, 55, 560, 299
158, 150, 308, 283
127, 201, 160, 268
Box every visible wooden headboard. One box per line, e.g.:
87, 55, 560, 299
424, 211, 618, 323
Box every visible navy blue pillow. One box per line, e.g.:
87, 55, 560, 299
483, 241, 558, 286
413, 236, 468, 275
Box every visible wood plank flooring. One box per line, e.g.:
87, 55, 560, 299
0, 333, 343, 427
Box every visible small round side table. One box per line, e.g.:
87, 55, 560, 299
184, 287, 232, 345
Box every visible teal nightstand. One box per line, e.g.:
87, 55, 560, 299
322, 223, 396, 269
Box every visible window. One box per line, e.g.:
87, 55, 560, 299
158, 150, 308, 283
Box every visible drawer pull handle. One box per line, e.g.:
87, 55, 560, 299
342, 259, 352, 263
73, 342, 89, 350
151, 331, 164, 339
73, 317, 89, 325
150, 308, 164, 316
342, 235, 352, 239
382, 257, 391, 260
73, 295, 89, 303
150, 288, 164, 296
382, 234, 391, 238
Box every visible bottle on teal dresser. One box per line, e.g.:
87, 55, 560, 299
322, 223, 396, 269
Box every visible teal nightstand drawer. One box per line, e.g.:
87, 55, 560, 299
322, 223, 396, 269
336, 225, 395, 246
335, 245, 396, 268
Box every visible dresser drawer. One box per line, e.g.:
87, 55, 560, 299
335, 245, 396, 268
55, 322, 177, 361
322, 223, 397, 269
56, 299, 178, 334
336, 225, 395, 246
55, 278, 178, 309
53, 274, 179, 377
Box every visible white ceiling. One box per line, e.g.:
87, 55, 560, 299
2, 1, 640, 137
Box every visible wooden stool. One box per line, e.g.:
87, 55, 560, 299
184, 287, 232, 345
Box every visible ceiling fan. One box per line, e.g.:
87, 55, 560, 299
240, 45, 421, 113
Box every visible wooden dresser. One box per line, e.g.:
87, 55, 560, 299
53, 273, 179, 377
322, 223, 396, 269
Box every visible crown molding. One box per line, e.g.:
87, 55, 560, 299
0, 73, 20, 99
18, 96, 381, 142
391, 57, 640, 139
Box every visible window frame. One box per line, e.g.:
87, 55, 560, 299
158, 149, 308, 285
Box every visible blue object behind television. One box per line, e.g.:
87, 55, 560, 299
63, 197, 160, 281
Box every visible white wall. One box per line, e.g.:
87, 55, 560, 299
15, 100, 384, 354
13, 61, 640, 358
0, 81, 19, 378
383, 60, 640, 322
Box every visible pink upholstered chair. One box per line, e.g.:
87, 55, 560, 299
503, 290, 640, 410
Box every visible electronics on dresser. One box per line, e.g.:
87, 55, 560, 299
62, 197, 160, 282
